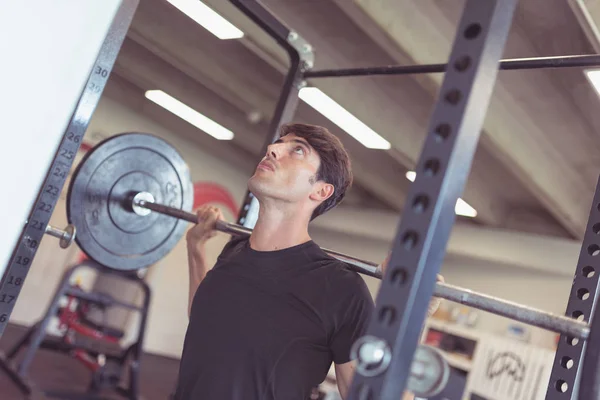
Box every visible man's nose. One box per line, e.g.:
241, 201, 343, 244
267, 143, 281, 159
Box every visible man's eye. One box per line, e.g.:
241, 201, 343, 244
293, 146, 304, 155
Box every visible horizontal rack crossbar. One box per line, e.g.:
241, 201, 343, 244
303, 54, 600, 78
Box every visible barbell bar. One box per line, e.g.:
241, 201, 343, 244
131, 192, 590, 340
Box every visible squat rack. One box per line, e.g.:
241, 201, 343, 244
229, 0, 600, 399
2, 1, 600, 399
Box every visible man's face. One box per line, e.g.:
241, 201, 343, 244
248, 134, 327, 208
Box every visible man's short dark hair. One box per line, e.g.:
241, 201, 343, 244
279, 122, 353, 220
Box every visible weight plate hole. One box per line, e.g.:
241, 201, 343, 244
555, 379, 569, 393
584, 266, 595, 278
566, 336, 579, 346
412, 194, 429, 213
434, 124, 451, 142
578, 288, 590, 301
588, 244, 600, 256
379, 306, 396, 326
444, 89, 462, 105
402, 231, 419, 250
390, 268, 408, 285
464, 23, 482, 39
454, 55, 472, 72
572, 310, 585, 321
423, 159, 441, 177
561, 356, 574, 370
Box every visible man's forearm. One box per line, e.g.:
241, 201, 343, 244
187, 241, 209, 317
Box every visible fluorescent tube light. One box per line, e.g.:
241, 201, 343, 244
455, 198, 478, 218
145, 90, 234, 140
166, 0, 243, 40
405, 171, 477, 217
299, 87, 391, 150
586, 69, 600, 96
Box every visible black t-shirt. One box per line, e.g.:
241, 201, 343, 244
174, 236, 374, 400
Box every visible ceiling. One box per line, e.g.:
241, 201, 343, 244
103, 0, 600, 241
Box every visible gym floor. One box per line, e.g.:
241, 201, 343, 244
0, 323, 180, 400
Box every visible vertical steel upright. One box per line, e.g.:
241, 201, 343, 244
0, 0, 139, 339
229, 0, 314, 229
565, 177, 600, 399
345, 1, 518, 399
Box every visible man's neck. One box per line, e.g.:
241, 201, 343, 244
249, 203, 312, 252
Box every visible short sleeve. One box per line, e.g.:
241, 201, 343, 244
329, 271, 375, 364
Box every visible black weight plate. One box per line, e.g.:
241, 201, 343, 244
67, 132, 193, 271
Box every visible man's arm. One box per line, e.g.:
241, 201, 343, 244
333, 254, 444, 399
185, 205, 223, 317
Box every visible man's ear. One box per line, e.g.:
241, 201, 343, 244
310, 182, 335, 203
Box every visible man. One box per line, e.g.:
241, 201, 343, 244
175, 123, 442, 400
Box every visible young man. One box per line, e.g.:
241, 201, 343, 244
174, 123, 442, 400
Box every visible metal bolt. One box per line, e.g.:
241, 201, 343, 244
131, 192, 155, 216
351, 336, 392, 377
359, 340, 386, 365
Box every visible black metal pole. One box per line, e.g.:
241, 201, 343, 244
228, 0, 313, 229
347, 1, 518, 399
548, 175, 600, 400
303, 54, 600, 78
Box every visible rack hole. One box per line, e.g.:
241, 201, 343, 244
412, 194, 429, 213
578, 288, 590, 301
402, 231, 419, 250
584, 266, 595, 278
464, 23, 482, 39
454, 55, 472, 72
572, 310, 585, 321
594, 223, 600, 235
445, 89, 462, 105
423, 159, 441, 177
561, 356, 574, 370
555, 379, 569, 393
379, 306, 396, 326
566, 336, 579, 346
588, 244, 600, 256
390, 268, 408, 285
434, 124, 451, 142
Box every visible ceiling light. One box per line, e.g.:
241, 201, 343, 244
166, 0, 244, 40
145, 90, 234, 140
455, 198, 477, 218
585, 69, 600, 97
405, 171, 477, 217
298, 87, 391, 150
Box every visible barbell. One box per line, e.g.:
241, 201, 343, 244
62, 132, 590, 342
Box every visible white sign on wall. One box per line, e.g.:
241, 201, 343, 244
467, 335, 555, 400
